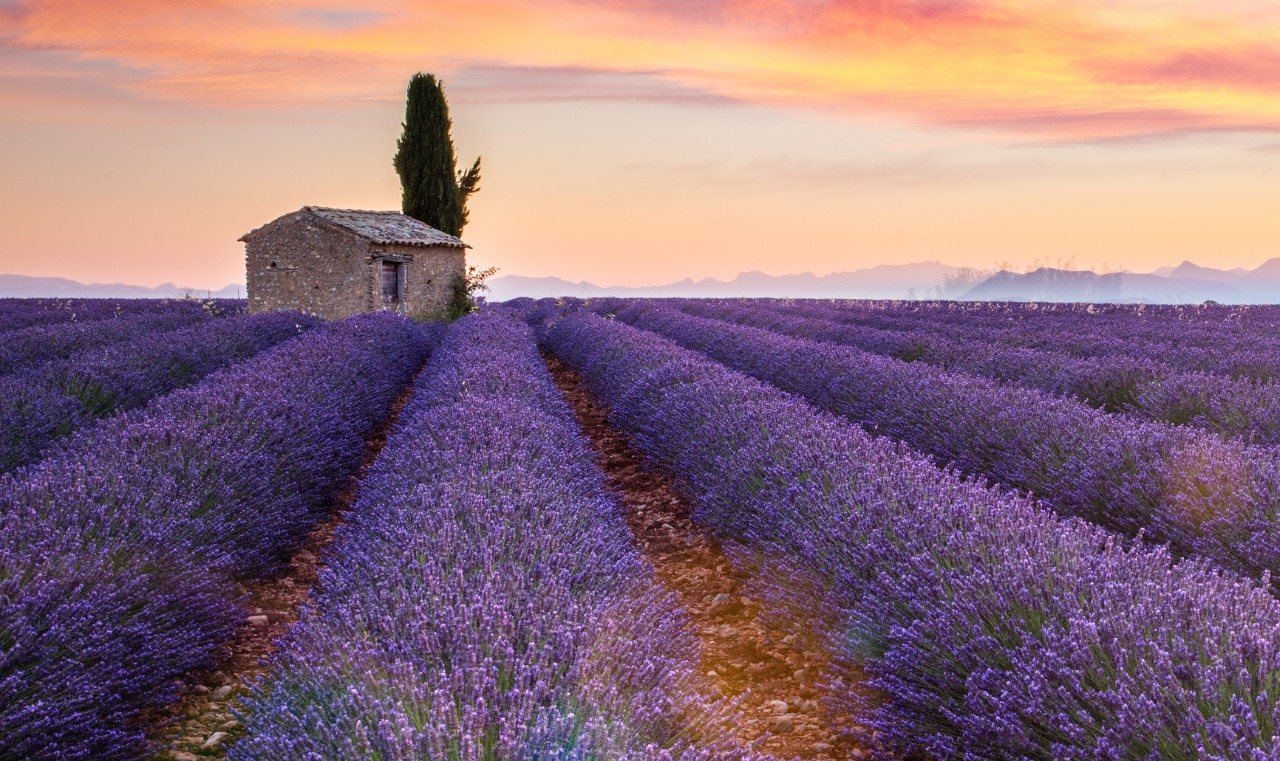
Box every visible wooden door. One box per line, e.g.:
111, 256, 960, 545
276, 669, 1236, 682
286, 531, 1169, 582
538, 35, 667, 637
381, 261, 400, 306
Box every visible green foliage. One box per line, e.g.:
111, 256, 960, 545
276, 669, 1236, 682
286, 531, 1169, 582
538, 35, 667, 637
393, 73, 482, 237
56, 375, 119, 418
446, 265, 498, 321
456, 155, 482, 233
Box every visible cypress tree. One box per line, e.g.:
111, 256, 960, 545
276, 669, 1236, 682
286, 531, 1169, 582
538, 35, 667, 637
393, 73, 481, 237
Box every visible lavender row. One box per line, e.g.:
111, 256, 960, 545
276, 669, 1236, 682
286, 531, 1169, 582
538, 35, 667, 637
775, 299, 1280, 381
810, 299, 1280, 324
0, 302, 212, 376
0, 311, 321, 475
678, 299, 1169, 410
834, 300, 1280, 386
541, 307, 1280, 759
0, 297, 222, 334
599, 300, 1280, 583
0, 313, 427, 761
673, 299, 1280, 446
233, 310, 744, 760
781, 298, 1278, 345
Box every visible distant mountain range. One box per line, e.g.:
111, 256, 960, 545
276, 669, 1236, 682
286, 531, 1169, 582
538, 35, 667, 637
486, 262, 960, 301
491, 258, 1280, 303
0, 274, 242, 299
961, 259, 1280, 303
7, 257, 1280, 303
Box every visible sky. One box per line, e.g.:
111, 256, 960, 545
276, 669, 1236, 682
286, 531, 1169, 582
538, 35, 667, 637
1, 0, 1279, 289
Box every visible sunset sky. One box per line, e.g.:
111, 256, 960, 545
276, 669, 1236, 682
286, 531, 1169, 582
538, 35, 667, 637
2, 0, 1279, 289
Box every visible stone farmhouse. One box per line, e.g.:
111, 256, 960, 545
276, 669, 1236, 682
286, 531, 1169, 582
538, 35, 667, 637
241, 206, 468, 320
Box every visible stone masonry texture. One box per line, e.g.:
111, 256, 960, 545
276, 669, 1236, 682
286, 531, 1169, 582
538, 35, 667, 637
244, 209, 465, 320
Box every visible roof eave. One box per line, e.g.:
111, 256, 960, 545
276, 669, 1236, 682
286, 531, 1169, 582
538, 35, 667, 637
371, 239, 470, 249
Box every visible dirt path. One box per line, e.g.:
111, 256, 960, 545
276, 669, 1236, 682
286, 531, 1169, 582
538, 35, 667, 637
147, 386, 417, 761
545, 353, 868, 759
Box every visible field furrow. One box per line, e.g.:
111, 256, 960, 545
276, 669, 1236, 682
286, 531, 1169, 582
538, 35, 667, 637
601, 299, 1280, 583
8, 294, 1280, 760
146, 380, 419, 760
545, 350, 864, 759
232, 311, 753, 760
0, 313, 426, 760
669, 298, 1280, 445
540, 306, 1280, 759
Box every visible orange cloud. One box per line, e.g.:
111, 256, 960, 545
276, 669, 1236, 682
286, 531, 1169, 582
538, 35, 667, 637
2, 0, 1279, 138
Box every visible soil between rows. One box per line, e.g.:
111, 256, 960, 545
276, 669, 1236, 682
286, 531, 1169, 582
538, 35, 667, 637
145, 384, 418, 760
544, 352, 868, 759
142, 353, 870, 759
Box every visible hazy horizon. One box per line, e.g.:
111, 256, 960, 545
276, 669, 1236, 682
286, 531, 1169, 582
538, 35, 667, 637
6, 253, 1280, 295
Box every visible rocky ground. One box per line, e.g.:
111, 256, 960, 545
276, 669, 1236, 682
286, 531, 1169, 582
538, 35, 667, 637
143, 355, 871, 759
546, 353, 869, 759
144, 387, 415, 759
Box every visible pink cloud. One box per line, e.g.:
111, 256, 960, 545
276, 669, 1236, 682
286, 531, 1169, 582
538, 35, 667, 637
448, 64, 744, 107
1105, 47, 1280, 92
4, 0, 1280, 139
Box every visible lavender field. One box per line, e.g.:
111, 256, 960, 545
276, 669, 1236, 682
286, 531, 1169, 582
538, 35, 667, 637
5, 297, 1280, 760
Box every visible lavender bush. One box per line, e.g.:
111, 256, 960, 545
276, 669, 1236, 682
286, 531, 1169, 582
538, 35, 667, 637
775, 298, 1280, 381
0, 311, 320, 474
0, 313, 427, 760
542, 308, 1280, 759
0, 302, 210, 376
0, 298, 212, 334
232, 311, 748, 761
597, 300, 1280, 584
672, 299, 1280, 444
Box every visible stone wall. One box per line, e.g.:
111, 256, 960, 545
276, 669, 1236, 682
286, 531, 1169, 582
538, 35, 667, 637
246, 212, 372, 320
246, 212, 467, 320
375, 244, 466, 319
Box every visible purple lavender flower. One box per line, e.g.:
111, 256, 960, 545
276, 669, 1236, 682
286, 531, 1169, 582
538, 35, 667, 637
0, 297, 221, 335
0, 301, 210, 376
540, 307, 1280, 758
0, 311, 320, 474
592, 299, 1280, 585
0, 312, 426, 760
232, 311, 751, 761
668, 298, 1280, 446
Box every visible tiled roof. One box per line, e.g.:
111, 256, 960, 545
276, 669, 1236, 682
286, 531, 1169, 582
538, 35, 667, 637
241, 206, 468, 248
